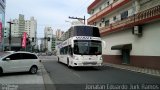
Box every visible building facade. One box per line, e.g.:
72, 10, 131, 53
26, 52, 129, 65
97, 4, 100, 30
44, 27, 53, 52
88, 0, 160, 69
25, 17, 37, 49
4, 27, 9, 38
40, 38, 45, 52
0, 0, 5, 26
18, 14, 25, 36
10, 14, 37, 51
56, 29, 64, 40
51, 35, 56, 51
0, 0, 5, 51
11, 19, 19, 37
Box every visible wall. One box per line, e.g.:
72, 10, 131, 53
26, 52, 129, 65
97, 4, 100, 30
102, 21, 160, 69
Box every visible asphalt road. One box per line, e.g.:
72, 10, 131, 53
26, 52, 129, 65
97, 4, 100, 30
42, 56, 160, 90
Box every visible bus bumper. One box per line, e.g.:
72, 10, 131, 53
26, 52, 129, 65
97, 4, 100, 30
70, 61, 103, 67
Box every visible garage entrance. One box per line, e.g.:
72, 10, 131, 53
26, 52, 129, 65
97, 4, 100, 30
111, 44, 132, 64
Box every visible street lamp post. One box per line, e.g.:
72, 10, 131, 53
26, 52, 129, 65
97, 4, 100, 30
7, 21, 14, 51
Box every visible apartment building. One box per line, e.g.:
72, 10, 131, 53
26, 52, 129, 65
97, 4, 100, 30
88, 0, 160, 69
44, 27, 53, 52
9, 14, 37, 50
56, 29, 64, 40
11, 19, 19, 37
18, 14, 25, 36
12, 15, 37, 38
25, 17, 37, 47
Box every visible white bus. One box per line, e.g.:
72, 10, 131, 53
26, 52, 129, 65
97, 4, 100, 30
57, 25, 104, 67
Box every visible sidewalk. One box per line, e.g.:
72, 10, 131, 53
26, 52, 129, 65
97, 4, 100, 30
41, 63, 56, 90
104, 63, 160, 77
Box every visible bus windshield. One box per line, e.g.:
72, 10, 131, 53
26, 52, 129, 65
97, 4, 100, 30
74, 26, 100, 37
74, 40, 102, 55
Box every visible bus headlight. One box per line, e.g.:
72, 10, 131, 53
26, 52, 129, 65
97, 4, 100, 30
74, 56, 79, 60
100, 56, 103, 60
75, 57, 79, 60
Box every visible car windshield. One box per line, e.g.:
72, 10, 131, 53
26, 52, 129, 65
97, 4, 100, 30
74, 40, 102, 55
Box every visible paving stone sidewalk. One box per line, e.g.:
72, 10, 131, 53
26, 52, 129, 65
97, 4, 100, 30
104, 63, 160, 77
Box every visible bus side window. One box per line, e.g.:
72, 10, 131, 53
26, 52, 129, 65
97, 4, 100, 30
60, 48, 62, 55
68, 45, 73, 56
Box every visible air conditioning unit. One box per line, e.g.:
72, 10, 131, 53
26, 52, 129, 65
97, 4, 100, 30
132, 26, 142, 35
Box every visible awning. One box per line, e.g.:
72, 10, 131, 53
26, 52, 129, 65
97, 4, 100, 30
111, 44, 132, 50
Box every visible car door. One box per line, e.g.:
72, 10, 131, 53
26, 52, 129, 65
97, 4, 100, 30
21, 53, 38, 71
2, 53, 22, 73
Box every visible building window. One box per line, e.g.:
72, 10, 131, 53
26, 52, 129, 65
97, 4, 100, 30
99, 23, 102, 27
107, 1, 110, 5
113, 16, 117, 21
105, 20, 109, 26
121, 11, 128, 20
94, 22, 96, 26
113, 0, 118, 2
99, 6, 102, 11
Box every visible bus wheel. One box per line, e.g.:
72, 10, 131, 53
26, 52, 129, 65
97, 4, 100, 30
57, 57, 60, 63
67, 59, 71, 68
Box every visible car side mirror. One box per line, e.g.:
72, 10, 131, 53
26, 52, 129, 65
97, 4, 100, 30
5, 58, 11, 61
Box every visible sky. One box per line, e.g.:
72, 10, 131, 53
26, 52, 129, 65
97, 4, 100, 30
5, 0, 94, 38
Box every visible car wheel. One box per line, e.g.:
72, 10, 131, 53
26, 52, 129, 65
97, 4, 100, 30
30, 66, 38, 74
0, 68, 3, 76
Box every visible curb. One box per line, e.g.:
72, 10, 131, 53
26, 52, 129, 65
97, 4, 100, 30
104, 63, 160, 77
41, 63, 56, 90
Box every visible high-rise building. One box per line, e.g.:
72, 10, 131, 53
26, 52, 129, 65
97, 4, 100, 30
0, 0, 6, 51
12, 14, 37, 38
40, 38, 45, 52
51, 35, 56, 51
11, 14, 37, 46
0, 0, 5, 26
18, 14, 25, 36
25, 17, 37, 48
87, 0, 160, 69
44, 27, 53, 52
56, 29, 64, 40
11, 19, 19, 37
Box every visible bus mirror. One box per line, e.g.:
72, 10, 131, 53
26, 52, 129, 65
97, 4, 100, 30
71, 40, 74, 47
102, 40, 106, 49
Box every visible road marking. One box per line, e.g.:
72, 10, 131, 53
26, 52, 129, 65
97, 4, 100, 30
66, 68, 81, 78
73, 72, 81, 78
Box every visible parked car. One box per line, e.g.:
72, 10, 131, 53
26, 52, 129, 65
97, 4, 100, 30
47, 52, 52, 56
0, 51, 41, 75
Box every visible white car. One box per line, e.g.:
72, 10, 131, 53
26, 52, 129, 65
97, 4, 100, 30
0, 51, 41, 75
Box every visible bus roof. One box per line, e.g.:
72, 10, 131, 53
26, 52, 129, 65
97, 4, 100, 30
71, 25, 98, 28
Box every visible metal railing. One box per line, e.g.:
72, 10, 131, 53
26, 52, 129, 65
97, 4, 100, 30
100, 5, 160, 34
88, 0, 128, 23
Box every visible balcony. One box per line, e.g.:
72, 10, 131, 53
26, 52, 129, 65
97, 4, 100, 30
100, 5, 160, 36
88, 0, 130, 24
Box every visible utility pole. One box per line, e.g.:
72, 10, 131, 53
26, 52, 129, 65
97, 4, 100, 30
69, 16, 85, 25
7, 21, 14, 51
